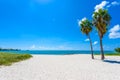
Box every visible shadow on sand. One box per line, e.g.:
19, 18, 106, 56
104, 60, 120, 64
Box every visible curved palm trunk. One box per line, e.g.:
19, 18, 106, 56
100, 37, 105, 60
88, 34, 94, 59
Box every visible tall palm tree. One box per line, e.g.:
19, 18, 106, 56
92, 9, 111, 60
79, 18, 94, 59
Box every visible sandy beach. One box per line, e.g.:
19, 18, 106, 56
0, 54, 120, 80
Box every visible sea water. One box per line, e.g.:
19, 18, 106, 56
0, 50, 114, 55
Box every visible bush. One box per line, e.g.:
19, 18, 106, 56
0, 52, 32, 66
115, 48, 120, 53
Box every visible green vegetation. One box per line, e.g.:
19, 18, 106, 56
79, 18, 94, 59
0, 52, 32, 66
95, 53, 120, 56
115, 48, 120, 53
105, 53, 120, 56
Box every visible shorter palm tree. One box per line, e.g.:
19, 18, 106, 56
79, 18, 94, 59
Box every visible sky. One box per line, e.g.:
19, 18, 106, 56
0, 0, 120, 50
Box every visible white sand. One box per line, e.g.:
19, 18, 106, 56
0, 54, 120, 80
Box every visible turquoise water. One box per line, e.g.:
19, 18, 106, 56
0, 50, 115, 55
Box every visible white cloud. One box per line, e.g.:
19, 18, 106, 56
95, 1, 109, 12
39, 46, 61, 50
111, 1, 120, 5
109, 24, 120, 32
107, 1, 120, 8
109, 24, 120, 39
30, 45, 36, 49
39, 45, 73, 50
85, 38, 90, 42
78, 17, 87, 25
58, 45, 65, 49
93, 41, 98, 45
106, 5, 111, 8
94, 1, 120, 11
39, 46, 50, 50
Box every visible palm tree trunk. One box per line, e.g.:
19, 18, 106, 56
88, 34, 94, 59
100, 37, 105, 60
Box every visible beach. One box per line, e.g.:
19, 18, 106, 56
0, 54, 120, 80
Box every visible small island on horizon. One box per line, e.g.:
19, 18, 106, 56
0, 48, 21, 51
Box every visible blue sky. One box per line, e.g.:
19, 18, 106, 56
0, 0, 120, 50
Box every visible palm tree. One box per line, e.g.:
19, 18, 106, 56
92, 9, 111, 60
79, 18, 94, 59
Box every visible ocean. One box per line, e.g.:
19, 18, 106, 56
0, 50, 115, 55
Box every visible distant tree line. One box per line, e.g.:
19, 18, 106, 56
0, 48, 21, 51
115, 48, 120, 53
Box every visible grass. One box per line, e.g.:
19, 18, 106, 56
0, 52, 32, 66
95, 53, 120, 56
105, 53, 120, 56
